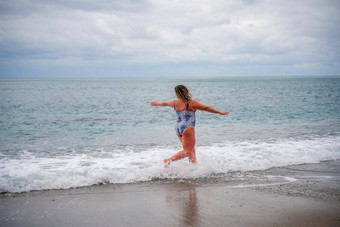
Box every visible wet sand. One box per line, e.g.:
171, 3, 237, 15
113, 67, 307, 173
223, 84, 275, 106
0, 161, 339, 227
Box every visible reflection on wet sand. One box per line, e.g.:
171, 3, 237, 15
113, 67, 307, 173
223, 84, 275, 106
165, 184, 198, 226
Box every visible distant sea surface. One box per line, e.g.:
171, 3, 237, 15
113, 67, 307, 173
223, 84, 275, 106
0, 77, 339, 193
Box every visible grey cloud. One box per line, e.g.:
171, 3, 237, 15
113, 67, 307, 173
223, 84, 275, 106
49, 0, 150, 12
0, 0, 149, 15
0, 0, 339, 77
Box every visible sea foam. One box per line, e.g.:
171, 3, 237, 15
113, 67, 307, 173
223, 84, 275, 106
0, 136, 339, 193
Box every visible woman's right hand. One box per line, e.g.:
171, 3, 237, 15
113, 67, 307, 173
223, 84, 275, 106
150, 101, 158, 106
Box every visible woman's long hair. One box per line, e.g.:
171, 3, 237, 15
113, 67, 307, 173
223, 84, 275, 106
175, 85, 192, 104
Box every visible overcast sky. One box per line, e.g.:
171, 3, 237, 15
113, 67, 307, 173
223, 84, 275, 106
0, 0, 339, 78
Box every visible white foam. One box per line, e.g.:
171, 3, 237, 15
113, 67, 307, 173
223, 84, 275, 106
227, 176, 297, 188
0, 136, 339, 193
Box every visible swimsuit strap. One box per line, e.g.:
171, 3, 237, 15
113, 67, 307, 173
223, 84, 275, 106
186, 103, 189, 110
173, 101, 176, 110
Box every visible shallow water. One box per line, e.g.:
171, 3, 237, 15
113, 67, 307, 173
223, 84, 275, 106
0, 77, 339, 192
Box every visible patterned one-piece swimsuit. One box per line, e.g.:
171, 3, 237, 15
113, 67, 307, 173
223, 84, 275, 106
174, 101, 196, 137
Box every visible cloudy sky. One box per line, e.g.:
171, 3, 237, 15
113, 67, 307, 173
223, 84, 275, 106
0, 0, 339, 78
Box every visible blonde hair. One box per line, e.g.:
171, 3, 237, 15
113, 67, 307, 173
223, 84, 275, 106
175, 85, 192, 104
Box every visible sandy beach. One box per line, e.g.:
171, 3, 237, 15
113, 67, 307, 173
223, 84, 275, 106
0, 160, 339, 227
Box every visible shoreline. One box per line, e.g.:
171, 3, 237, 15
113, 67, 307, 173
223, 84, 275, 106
1, 161, 339, 226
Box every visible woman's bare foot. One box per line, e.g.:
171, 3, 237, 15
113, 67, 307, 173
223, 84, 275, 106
164, 159, 171, 168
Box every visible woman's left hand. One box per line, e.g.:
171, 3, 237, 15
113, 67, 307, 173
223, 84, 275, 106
220, 111, 229, 115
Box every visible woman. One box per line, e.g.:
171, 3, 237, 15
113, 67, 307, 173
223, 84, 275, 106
150, 85, 229, 167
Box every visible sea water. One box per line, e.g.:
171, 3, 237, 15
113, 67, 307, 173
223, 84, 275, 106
0, 77, 339, 193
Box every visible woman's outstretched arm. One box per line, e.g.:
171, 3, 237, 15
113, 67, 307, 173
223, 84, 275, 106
191, 100, 229, 115
150, 100, 174, 107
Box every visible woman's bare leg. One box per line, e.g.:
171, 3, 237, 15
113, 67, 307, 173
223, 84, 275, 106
178, 133, 196, 163
164, 127, 196, 167
188, 148, 196, 163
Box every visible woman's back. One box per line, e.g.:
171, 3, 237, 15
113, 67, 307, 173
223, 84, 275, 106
174, 100, 196, 137
173, 100, 196, 112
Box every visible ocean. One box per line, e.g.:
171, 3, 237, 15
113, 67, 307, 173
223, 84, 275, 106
0, 77, 339, 193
